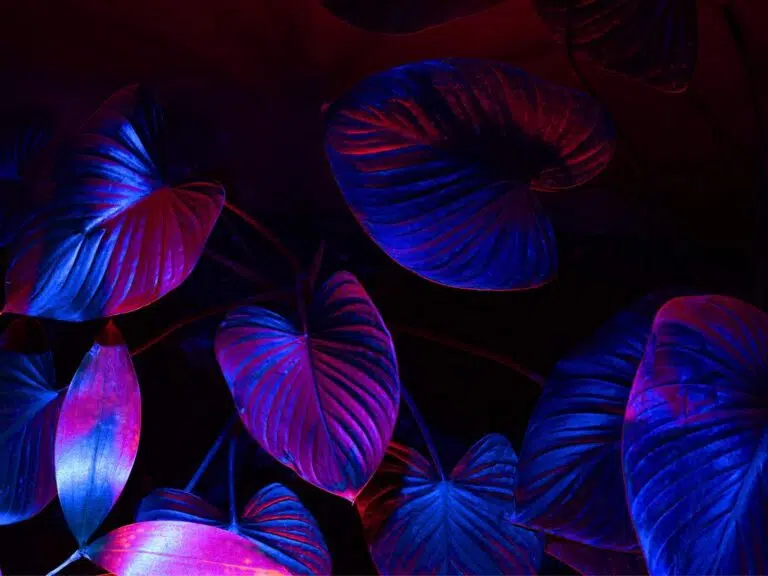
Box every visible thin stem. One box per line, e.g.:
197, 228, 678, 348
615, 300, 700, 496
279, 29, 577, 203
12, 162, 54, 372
204, 249, 268, 285
224, 201, 300, 274
227, 426, 240, 526
185, 415, 238, 493
46, 549, 82, 576
391, 323, 545, 388
401, 385, 444, 480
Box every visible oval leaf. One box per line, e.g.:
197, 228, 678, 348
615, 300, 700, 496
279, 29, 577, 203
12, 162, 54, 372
325, 59, 615, 290
623, 295, 768, 574
534, 0, 697, 91
55, 322, 141, 545
0, 320, 60, 524
545, 538, 647, 576
517, 295, 670, 550
136, 488, 226, 526
357, 434, 544, 574
4, 85, 225, 321
215, 271, 400, 500
86, 520, 291, 575
322, 0, 505, 33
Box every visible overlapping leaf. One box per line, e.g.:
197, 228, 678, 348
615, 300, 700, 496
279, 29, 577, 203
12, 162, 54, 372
325, 59, 615, 290
357, 434, 543, 574
137, 484, 331, 575
623, 296, 768, 574
55, 322, 141, 545
215, 271, 400, 500
4, 84, 225, 321
545, 538, 647, 576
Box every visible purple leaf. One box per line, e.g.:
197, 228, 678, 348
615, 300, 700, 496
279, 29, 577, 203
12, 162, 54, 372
0, 319, 61, 525
534, 0, 697, 92
215, 271, 400, 500
623, 296, 768, 574
85, 520, 291, 575
325, 59, 615, 290
545, 538, 647, 576
136, 488, 226, 526
4, 85, 225, 321
357, 434, 544, 574
55, 322, 141, 545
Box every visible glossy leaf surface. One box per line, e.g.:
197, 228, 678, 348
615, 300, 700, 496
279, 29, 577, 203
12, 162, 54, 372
86, 521, 290, 575
4, 85, 225, 321
357, 434, 543, 574
545, 538, 647, 576
534, 0, 697, 91
322, 0, 505, 33
517, 296, 669, 550
216, 271, 400, 500
137, 484, 331, 575
325, 59, 615, 290
55, 323, 141, 545
623, 296, 768, 574
0, 320, 61, 525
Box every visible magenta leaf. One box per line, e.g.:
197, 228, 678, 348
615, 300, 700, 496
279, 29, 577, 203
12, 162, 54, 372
357, 434, 543, 574
55, 322, 141, 545
0, 319, 61, 525
215, 271, 400, 500
545, 538, 647, 576
85, 520, 291, 575
4, 84, 225, 321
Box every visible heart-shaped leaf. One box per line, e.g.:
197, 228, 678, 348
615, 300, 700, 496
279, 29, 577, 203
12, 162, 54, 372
545, 538, 647, 576
322, 0, 505, 33
55, 322, 141, 545
85, 520, 291, 575
215, 271, 400, 500
516, 295, 670, 550
325, 59, 615, 290
137, 484, 331, 575
623, 295, 768, 574
534, 0, 697, 92
357, 434, 543, 574
0, 319, 61, 525
4, 84, 225, 321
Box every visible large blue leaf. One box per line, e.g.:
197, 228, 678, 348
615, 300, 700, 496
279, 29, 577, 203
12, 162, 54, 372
215, 271, 400, 500
4, 85, 225, 321
545, 538, 647, 576
136, 484, 331, 575
325, 59, 615, 290
357, 434, 544, 574
517, 295, 671, 551
0, 319, 61, 525
623, 295, 768, 574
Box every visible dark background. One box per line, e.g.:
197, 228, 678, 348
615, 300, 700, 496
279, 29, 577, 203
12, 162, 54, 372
0, 0, 766, 573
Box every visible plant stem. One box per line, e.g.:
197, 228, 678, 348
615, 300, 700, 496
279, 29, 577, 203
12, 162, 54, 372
204, 249, 268, 285
185, 415, 238, 493
227, 425, 240, 526
390, 323, 545, 388
45, 549, 82, 576
401, 386, 444, 480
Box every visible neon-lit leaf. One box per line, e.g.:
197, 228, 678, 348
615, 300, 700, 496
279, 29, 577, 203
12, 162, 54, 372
325, 59, 615, 290
0, 319, 61, 525
215, 271, 400, 500
534, 0, 697, 92
545, 538, 647, 576
55, 322, 141, 545
623, 295, 768, 574
4, 84, 225, 321
137, 484, 331, 575
85, 521, 291, 576
322, 0, 505, 33
357, 434, 544, 574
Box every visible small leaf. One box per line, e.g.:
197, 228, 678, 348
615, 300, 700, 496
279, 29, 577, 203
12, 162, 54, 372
55, 322, 141, 545
86, 520, 291, 575
357, 434, 544, 574
215, 271, 400, 500
545, 538, 647, 576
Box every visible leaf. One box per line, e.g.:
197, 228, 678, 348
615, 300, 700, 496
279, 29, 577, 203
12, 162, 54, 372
85, 520, 291, 576
322, 0, 505, 33
55, 322, 141, 545
357, 434, 544, 574
623, 295, 768, 575
516, 295, 671, 550
0, 319, 61, 525
4, 84, 225, 321
533, 0, 697, 92
325, 59, 615, 290
545, 538, 648, 576
215, 271, 400, 500
137, 484, 331, 575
